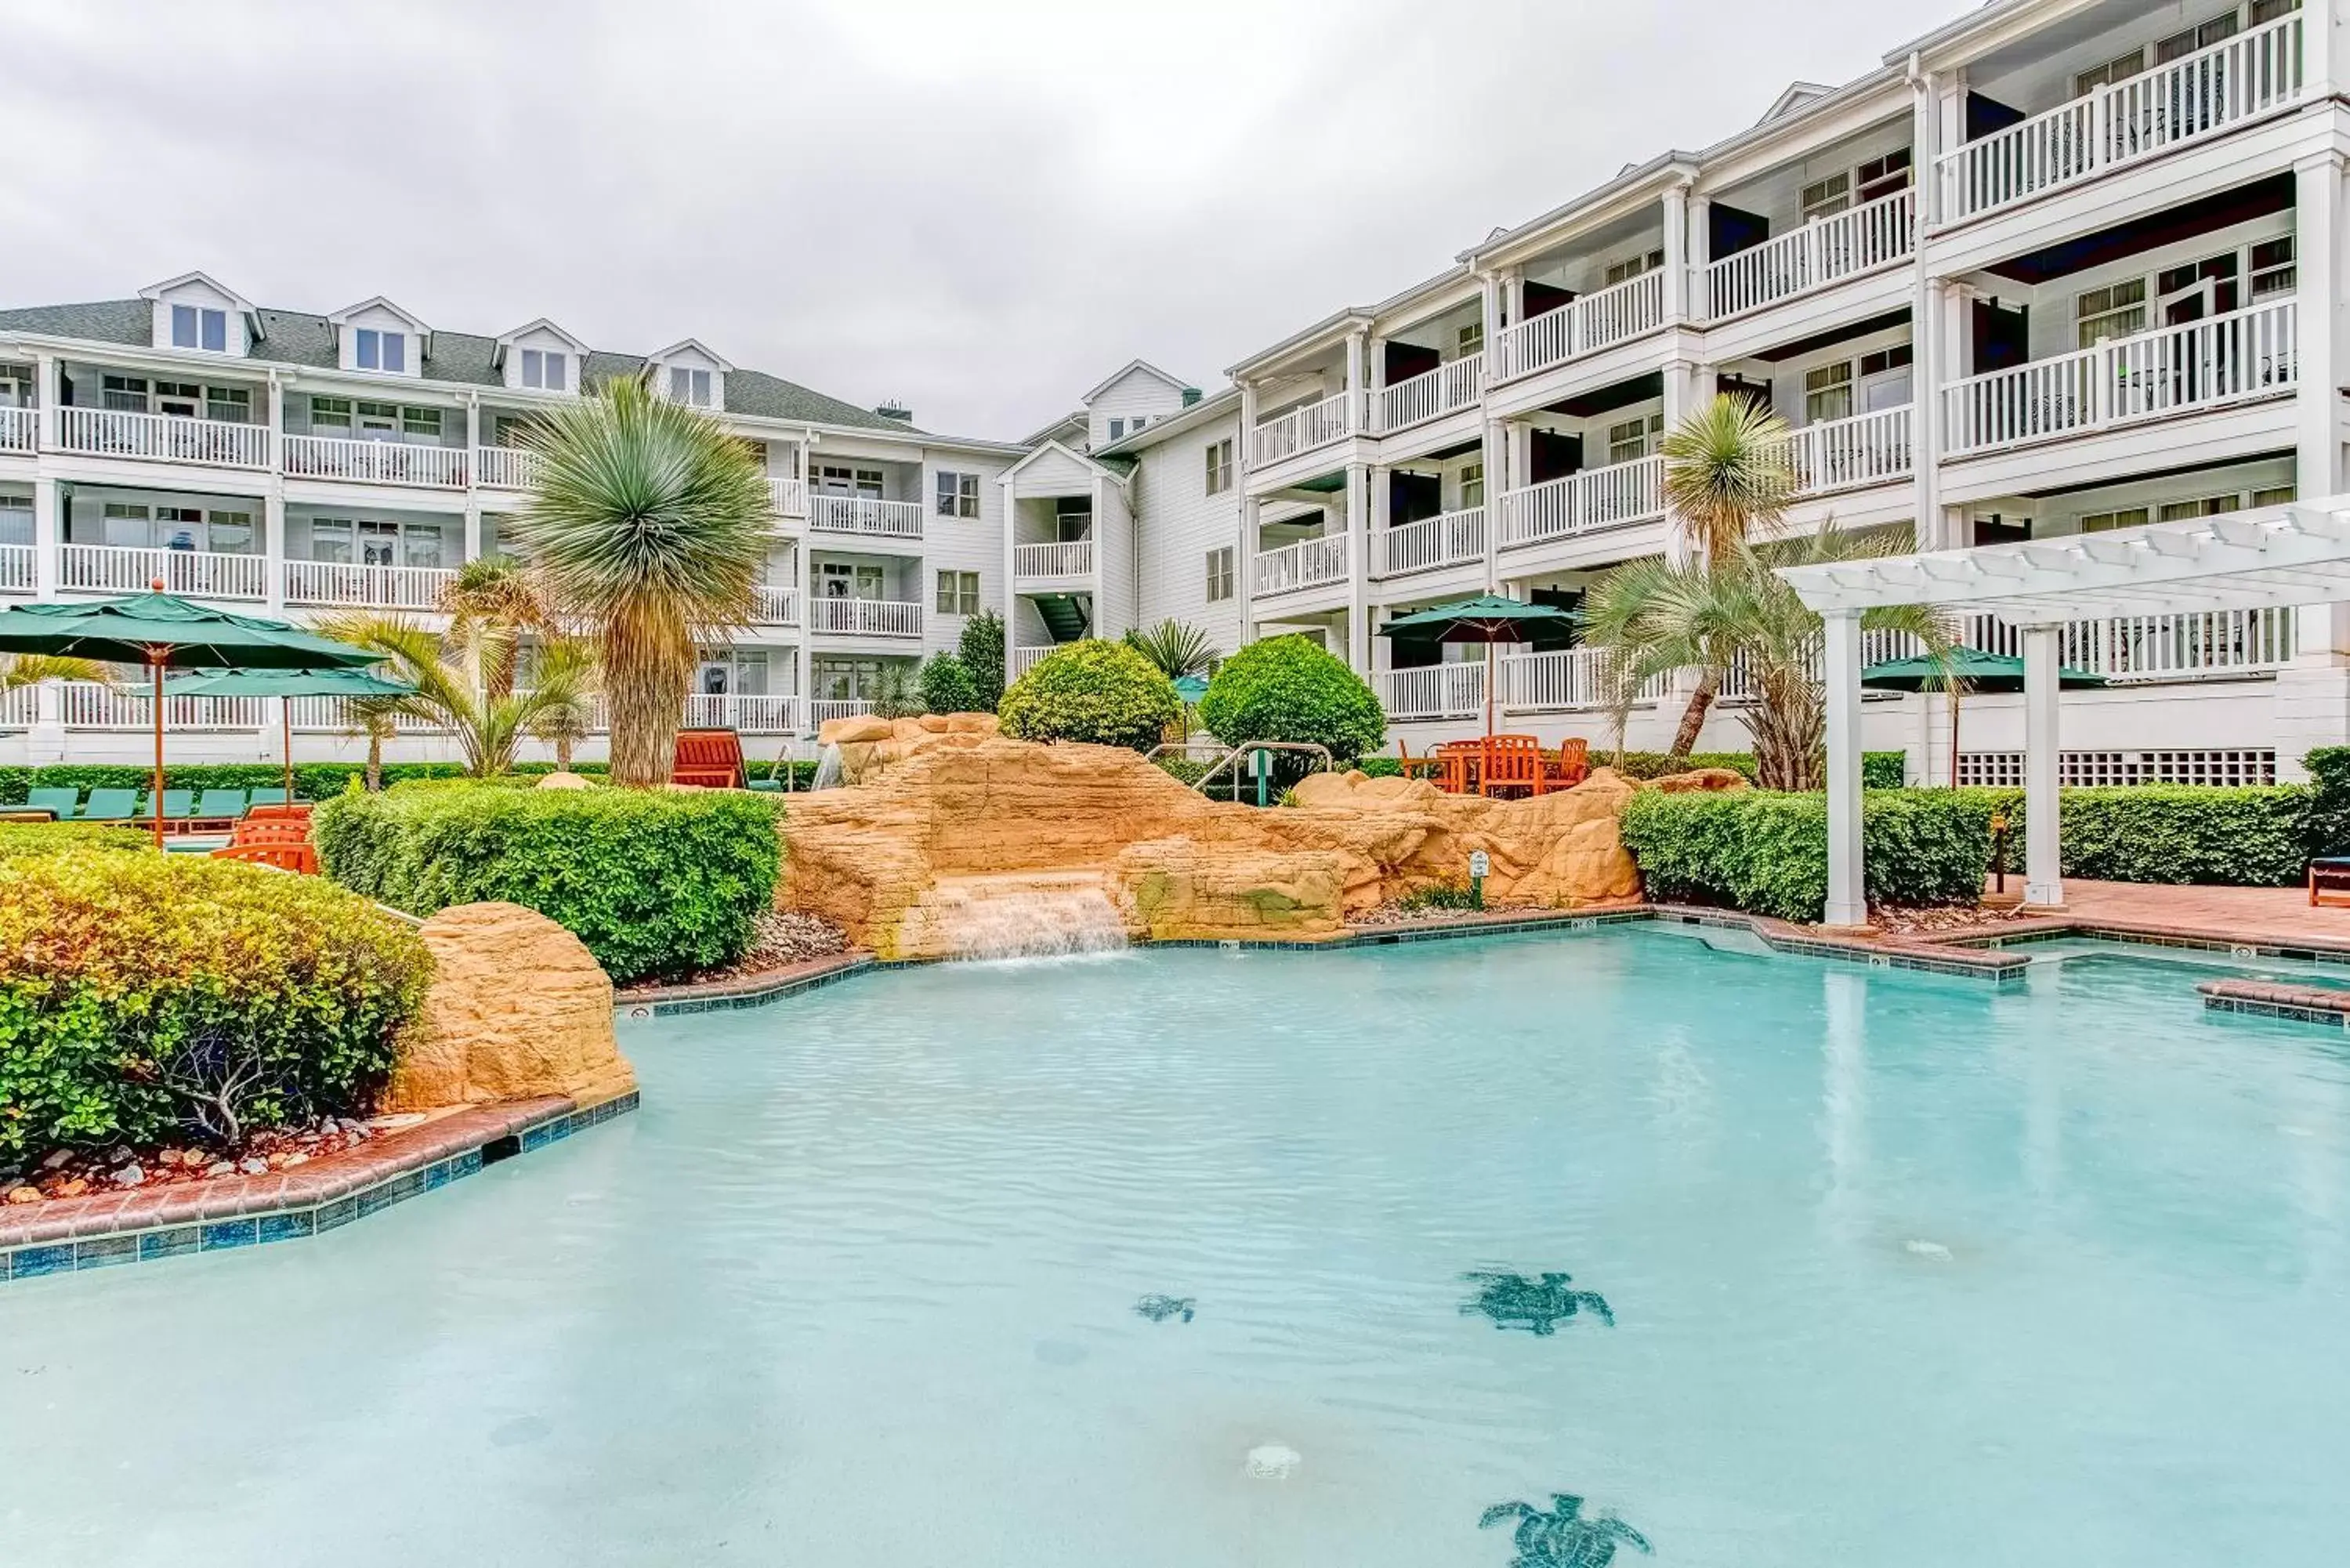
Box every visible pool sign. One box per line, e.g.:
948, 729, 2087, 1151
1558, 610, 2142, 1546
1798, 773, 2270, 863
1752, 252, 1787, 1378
1468, 849, 1488, 911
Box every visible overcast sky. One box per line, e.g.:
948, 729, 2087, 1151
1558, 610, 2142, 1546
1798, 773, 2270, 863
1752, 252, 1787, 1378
4, 0, 1960, 442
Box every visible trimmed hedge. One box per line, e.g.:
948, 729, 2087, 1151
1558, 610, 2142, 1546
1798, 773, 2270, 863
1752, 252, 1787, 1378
1197, 636, 1386, 764
314, 783, 783, 984
1621, 788, 1999, 922
2017, 785, 2311, 888
0, 848, 430, 1157
1611, 751, 1907, 788
0, 761, 609, 805
998, 639, 1179, 751
0, 822, 149, 856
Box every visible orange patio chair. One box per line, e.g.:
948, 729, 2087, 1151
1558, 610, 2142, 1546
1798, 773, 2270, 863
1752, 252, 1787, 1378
672, 728, 747, 789
1433, 738, 1486, 795
212, 840, 320, 875
1394, 741, 1447, 785
230, 818, 313, 849
1479, 735, 1549, 798
1544, 737, 1591, 791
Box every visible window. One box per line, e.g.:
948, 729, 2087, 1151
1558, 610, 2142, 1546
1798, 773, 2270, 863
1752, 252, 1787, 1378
1457, 320, 1485, 358
1107, 417, 1128, 440
1606, 412, 1664, 466
2157, 251, 2242, 317
935, 470, 980, 519
206, 386, 250, 424
2252, 482, 2298, 507
172, 304, 227, 353
817, 464, 885, 498
0, 362, 31, 407
1855, 148, 1912, 205
2251, 0, 2301, 23
1858, 342, 1914, 411
2156, 10, 2240, 63
1459, 459, 1485, 510
1801, 172, 1852, 221
520, 348, 567, 391
401, 406, 443, 439
935, 570, 981, 616
1205, 545, 1235, 603
101, 375, 149, 413
310, 518, 352, 563
2074, 48, 2146, 96
310, 396, 352, 432
668, 367, 712, 407
2076, 278, 2147, 346
2080, 507, 2150, 533
0, 494, 29, 548
102, 502, 152, 549
2156, 494, 2237, 523
1804, 362, 1855, 424
2251, 237, 2297, 299
208, 510, 255, 553
154, 381, 202, 418
1204, 438, 1234, 495
355, 328, 405, 373
1603, 250, 1666, 288
356, 400, 400, 438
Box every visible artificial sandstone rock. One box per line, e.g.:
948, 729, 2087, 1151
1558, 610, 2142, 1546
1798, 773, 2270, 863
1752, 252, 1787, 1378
383, 902, 637, 1114
817, 712, 1004, 785
534, 771, 593, 790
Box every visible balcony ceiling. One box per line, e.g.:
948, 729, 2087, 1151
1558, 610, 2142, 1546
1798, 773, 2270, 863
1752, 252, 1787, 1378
1986, 175, 2294, 285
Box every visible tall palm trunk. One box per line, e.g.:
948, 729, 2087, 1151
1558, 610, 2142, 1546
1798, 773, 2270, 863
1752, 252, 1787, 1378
1670, 669, 1718, 758
605, 599, 693, 788
365, 729, 385, 791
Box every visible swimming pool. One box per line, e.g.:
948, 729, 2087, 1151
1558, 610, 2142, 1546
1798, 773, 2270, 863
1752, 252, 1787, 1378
4, 929, 2346, 1565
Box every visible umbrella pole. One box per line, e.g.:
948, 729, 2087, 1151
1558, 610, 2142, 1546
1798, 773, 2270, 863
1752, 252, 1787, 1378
1483, 641, 1495, 739
149, 650, 165, 852
1949, 687, 1961, 789
283, 696, 294, 802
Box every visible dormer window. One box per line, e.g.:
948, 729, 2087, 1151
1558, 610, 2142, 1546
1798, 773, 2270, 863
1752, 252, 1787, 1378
171, 305, 228, 353
669, 367, 712, 407
356, 328, 407, 373
520, 349, 567, 391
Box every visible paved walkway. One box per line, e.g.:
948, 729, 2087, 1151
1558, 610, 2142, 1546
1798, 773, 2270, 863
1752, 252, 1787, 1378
2051, 879, 2350, 950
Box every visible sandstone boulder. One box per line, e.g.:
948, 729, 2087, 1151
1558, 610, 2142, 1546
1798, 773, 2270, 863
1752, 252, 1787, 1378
817, 712, 1004, 785
383, 902, 636, 1114
534, 771, 594, 790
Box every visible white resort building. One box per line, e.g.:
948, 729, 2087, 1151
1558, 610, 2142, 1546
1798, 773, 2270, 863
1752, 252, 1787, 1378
5, 0, 2348, 783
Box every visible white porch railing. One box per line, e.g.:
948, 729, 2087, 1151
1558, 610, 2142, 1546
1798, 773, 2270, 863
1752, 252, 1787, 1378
1703, 188, 1914, 320
60, 544, 267, 599
750, 585, 800, 625
1015, 539, 1094, 578
811, 698, 875, 726
0, 685, 37, 727
59, 683, 270, 730
281, 559, 457, 611
282, 434, 468, 488
1961, 608, 2295, 682
56, 406, 270, 469
1495, 647, 1673, 712
1252, 533, 1349, 596
809, 596, 922, 636
1378, 662, 1486, 721
473, 445, 541, 490
1490, 270, 1664, 382
1012, 644, 1056, 676
0, 543, 33, 593
1376, 506, 1486, 578
1935, 13, 2303, 224
287, 694, 439, 733
686, 693, 802, 733
1943, 299, 2295, 456
1496, 455, 1665, 550
1251, 390, 1354, 469
809, 494, 924, 539
0, 406, 36, 452
769, 477, 809, 517
1374, 357, 1483, 433
1787, 404, 1914, 495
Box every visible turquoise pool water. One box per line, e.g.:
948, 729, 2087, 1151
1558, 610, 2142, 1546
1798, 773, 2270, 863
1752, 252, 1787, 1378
5, 930, 2348, 1565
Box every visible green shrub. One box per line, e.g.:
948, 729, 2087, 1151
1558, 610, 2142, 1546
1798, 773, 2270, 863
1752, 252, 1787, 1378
998, 639, 1179, 752
1608, 751, 1906, 787
2304, 747, 2350, 857
1620, 788, 1998, 921
1399, 879, 1479, 912
0, 822, 149, 856
1197, 636, 1385, 764
917, 653, 982, 716
1353, 756, 1403, 779
2046, 785, 2310, 887
314, 783, 783, 984
959, 609, 1008, 713
1154, 756, 1210, 786
0, 760, 619, 806
0, 849, 429, 1157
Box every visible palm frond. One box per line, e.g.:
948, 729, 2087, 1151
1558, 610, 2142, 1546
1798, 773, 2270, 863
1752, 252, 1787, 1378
1659, 393, 1795, 559
1121, 619, 1220, 679
0, 654, 109, 691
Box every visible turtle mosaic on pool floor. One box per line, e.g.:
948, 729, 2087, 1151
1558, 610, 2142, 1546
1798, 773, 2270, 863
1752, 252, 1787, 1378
1479, 1494, 1652, 1566
1461, 1271, 1614, 1334
1133, 1295, 1196, 1323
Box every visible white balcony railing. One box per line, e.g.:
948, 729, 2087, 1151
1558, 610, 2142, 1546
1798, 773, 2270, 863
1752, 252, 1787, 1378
0, 685, 36, 726
282, 434, 468, 488
1015, 540, 1094, 578
809, 596, 922, 636
1490, 270, 1665, 382
811, 698, 876, 727
1251, 390, 1354, 468
473, 446, 541, 490
1495, 647, 1673, 712
1786, 404, 1914, 495
1702, 188, 1914, 320
1962, 608, 2295, 683
1496, 455, 1666, 550
750, 585, 800, 626
281, 559, 457, 612
809, 494, 924, 539
1252, 533, 1349, 596
58, 683, 271, 730
1011, 645, 1056, 677
60, 544, 268, 600
1936, 13, 2303, 224
56, 407, 270, 469
1374, 357, 1484, 433
1376, 505, 1486, 578
1943, 299, 2295, 457
0, 543, 33, 593
0, 406, 36, 452
1378, 662, 1486, 722
686, 693, 802, 733
769, 477, 809, 517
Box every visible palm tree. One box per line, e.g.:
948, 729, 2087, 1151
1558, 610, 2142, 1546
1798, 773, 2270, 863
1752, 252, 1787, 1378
1, 654, 107, 691
1478, 1494, 1652, 1567
436, 552, 553, 702
523, 636, 602, 770
315, 614, 595, 778
1122, 619, 1219, 680
1584, 524, 1950, 789
1654, 393, 1798, 756
511, 375, 772, 787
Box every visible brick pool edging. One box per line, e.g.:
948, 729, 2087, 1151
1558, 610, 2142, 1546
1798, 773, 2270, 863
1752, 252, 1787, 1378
0, 1089, 639, 1285
2196, 978, 2350, 1027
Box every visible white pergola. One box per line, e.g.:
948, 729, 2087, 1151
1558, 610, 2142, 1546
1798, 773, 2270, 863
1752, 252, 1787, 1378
1781, 495, 2350, 927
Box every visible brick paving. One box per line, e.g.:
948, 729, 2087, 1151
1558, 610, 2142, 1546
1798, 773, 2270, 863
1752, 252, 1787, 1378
2051, 879, 2350, 954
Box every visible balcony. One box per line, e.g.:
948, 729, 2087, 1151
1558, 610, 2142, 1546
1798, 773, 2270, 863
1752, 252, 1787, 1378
1011, 645, 1059, 678
770, 477, 809, 518
810, 698, 875, 727
1014, 540, 1094, 579
0, 407, 34, 453
1935, 14, 2303, 226
474, 446, 542, 491
1785, 404, 1914, 495
281, 559, 457, 612
686, 693, 802, 733
1375, 505, 1486, 578
56, 407, 270, 469
1374, 358, 1483, 434
1251, 390, 1353, 468
1378, 662, 1485, 722
1, 543, 34, 593
809, 494, 923, 540
809, 596, 922, 637
750, 585, 800, 626
1489, 270, 1665, 383
61, 544, 266, 600
1251, 534, 1349, 596
1701, 189, 1914, 321
283, 434, 468, 489
1962, 607, 2294, 683
1942, 299, 2295, 458
1495, 456, 1664, 551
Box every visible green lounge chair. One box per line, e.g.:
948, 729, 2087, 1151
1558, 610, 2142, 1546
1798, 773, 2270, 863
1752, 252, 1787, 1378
136, 789, 197, 825
75, 788, 139, 822
244, 787, 292, 811
191, 788, 248, 827
25, 787, 80, 821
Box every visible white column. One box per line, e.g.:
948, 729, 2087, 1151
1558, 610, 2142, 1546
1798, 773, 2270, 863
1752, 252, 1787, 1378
1237, 382, 1260, 644
31, 473, 59, 597
1344, 331, 1367, 436
35, 353, 58, 452
1823, 607, 1868, 927
1661, 184, 1690, 321
2277, 150, 2350, 778
1662, 359, 1713, 563
1479, 272, 1505, 376
1345, 461, 1369, 672
2021, 622, 2064, 908
795, 538, 816, 733
1369, 460, 1392, 583
1910, 69, 1943, 230
1481, 416, 1505, 590
1687, 194, 1712, 319
263, 490, 288, 614
2308, 0, 2337, 99
1914, 275, 1946, 549
998, 475, 1017, 675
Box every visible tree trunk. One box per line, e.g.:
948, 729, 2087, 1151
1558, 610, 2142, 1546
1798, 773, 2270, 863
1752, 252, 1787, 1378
1669, 669, 1719, 758
605, 603, 693, 788
365, 731, 384, 792
556, 733, 574, 770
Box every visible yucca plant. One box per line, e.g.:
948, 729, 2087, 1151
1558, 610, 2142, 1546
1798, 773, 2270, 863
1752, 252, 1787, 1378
1121, 618, 1220, 680
436, 552, 554, 701
511, 375, 771, 786
314, 615, 596, 779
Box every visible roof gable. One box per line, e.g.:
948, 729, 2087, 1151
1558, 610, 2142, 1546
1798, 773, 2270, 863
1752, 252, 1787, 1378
1005, 437, 1117, 487
647, 337, 735, 374
1081, 358, 1192, 406
139, 270, 256, 316
328, 295, 432, 334
1758, 81, 1834, 123
494, 317, 590, 362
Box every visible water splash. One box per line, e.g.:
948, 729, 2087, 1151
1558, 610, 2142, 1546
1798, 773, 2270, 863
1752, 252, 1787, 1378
923, 873, 1131, 962
809, 744, 845, 790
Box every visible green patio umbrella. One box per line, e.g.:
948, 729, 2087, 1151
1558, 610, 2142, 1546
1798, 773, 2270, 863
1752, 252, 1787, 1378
1377, 593, 1581, 737
0, 589, 377, 847
165, 668, 418, 803
1171, 674, 1211, 704
1862, 646, 2105, 788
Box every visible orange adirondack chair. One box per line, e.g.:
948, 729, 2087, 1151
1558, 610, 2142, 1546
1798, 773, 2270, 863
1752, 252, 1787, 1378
212, 840, 320, 875
672, 728, 746, 789
244, 802, 314, 824
1394, 741, 1447, 785
230, 819, 313, 849
1479, 735, 1549, 798
1544, 737, 1591, 791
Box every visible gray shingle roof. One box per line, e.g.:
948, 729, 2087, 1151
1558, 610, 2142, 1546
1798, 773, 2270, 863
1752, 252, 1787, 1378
0, 298, 926, 436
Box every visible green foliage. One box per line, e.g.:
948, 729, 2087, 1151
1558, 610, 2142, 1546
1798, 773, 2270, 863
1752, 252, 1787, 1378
1121, 618, 1220, 680
1352, 757, 1404, 780
1608, 751, 1906, 786
1620, 788, 1999, 921
315, 782, 782, 985
958, 609, 1008, 714
998, 639, 1179, 752
2049, 786, 2311, 888
1153, 756, 1210, 786
2303, 747, 2350, 857
916, 653, 981, 715
0, 761, 606, 806
1399, 879, 1480, 912
0, 849, 429, 1157
0, 822, 148, 856
871, 661, 925, 720
1197, 636, 1385, 763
